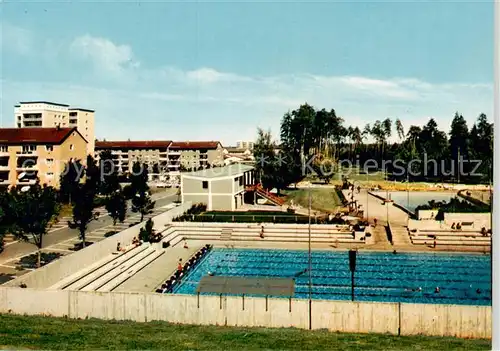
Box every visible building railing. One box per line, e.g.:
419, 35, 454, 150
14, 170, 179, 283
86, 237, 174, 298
16, 151, 38, 156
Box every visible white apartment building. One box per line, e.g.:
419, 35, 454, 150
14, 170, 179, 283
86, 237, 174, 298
14, 101, 95, 156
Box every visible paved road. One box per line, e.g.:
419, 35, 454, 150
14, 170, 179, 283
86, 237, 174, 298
0, 189, 178, 266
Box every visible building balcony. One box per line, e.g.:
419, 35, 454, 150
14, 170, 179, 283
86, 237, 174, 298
16, 164, 38, 171
0, 164, 10, 171
17, 179, 37, 185
167, 150, 181, 155
17, 151, 38, 156
22, 115, 42, 120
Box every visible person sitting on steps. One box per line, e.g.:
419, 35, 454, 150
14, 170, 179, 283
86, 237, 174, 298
132, 237, 139, 247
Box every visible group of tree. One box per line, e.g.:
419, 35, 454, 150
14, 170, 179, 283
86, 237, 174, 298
254, 103, 493, 192
61, 154, 155, 246
0, 182, 60, 267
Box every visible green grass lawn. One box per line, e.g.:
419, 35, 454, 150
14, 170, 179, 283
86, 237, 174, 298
283, 188, 342, 213
0, 314, 490, 350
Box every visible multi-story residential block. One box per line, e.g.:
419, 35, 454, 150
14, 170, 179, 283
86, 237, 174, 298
0, 127, 88, 188
94, 140, 225, 180
94, 140, 172, 176
169, 141, 224, 170
14, 101, 95, 156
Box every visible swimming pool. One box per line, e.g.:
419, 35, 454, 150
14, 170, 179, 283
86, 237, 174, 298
170, 248, 491, 306
373, 191, 458, 213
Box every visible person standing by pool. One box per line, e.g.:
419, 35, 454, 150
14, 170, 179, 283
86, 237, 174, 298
260, 225, 265, 238
177, 259, 183, 273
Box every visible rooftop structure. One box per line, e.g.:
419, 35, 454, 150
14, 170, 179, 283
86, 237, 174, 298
14, 101, 95, 156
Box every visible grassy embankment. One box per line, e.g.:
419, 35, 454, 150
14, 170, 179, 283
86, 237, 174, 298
283, 188, 342, 213
0, 314, 491, 350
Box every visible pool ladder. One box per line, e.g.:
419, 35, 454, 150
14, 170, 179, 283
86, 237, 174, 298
220, 228, 233, 241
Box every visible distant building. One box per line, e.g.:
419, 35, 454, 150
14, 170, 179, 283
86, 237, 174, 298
181, 164, 256, 210
236, 141, 254, 150
94, 140, 225, 180
14, 101, 95, 156
169, 141, 224, 170
0, 127, 88, 188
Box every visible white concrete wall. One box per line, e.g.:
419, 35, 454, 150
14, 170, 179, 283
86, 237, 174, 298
400, 303, 491, 339
0, 287, 491, 339
312, 300, 398, 334
5, 202, 192, 289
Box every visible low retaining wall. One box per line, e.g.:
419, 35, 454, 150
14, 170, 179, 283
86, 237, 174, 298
0, 287, 491, 339
4, 202, 192, 289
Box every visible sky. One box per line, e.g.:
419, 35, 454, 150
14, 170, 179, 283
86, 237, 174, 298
0, 0, 494, 145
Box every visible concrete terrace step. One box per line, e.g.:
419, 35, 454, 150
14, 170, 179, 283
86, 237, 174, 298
49, 247, 142, 290
220, 228, 233, 241
82, 247, 158, 292
411, 237, 491, 244
96, 250, 166, 292
63, 245, 149, 291
182, 235, 361, 244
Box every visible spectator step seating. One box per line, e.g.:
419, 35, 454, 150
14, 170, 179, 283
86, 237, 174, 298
158, 223, 365, 246
220, 228, 233, 241
49, 245, 147, 290
56, 244, 162, 291
80, 246, 160, 292
95, 249, 165, 292
408, 230, 491, 247
407, 219, 492, 248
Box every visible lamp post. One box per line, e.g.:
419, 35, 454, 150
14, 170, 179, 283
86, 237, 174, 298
407, 172, 410, 226
308, 184, 312, 330
366, 172, 369, 223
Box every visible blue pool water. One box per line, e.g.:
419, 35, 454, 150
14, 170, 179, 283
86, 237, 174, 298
171, 248, 491, 306
373, 191, 458, 213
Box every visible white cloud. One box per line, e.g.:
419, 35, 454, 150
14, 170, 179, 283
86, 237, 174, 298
69, 35, 139, 75
185, 67, 252, 84
0, 23, 35, 55
1, 31, 493, 145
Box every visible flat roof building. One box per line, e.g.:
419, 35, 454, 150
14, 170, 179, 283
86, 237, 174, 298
0, 127, 88, 188
14, 101, 95, 156
181, 164, 256, 211
94, 140, 225, 180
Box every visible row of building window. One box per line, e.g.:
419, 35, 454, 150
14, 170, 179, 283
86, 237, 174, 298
0, 145, 73, 152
